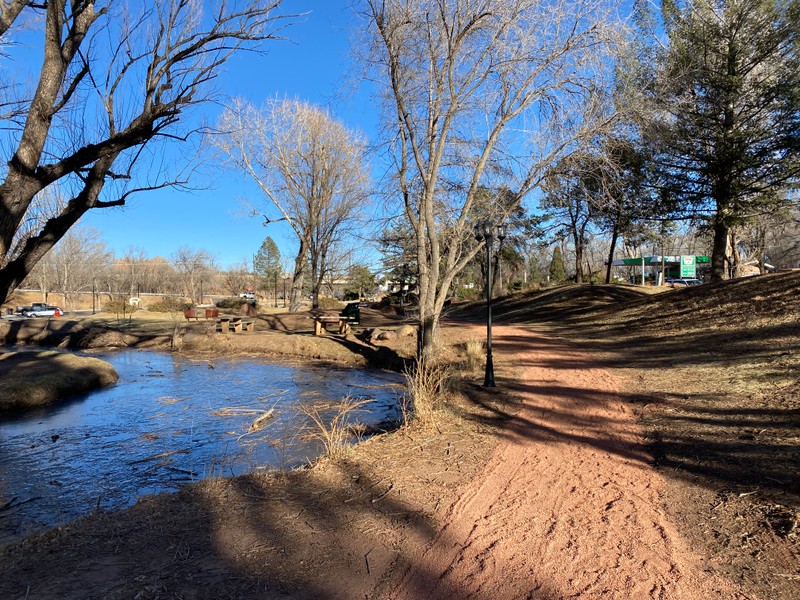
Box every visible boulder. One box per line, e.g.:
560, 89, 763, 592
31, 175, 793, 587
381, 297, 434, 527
397, 324, 416, 337
240, 303, 258, 317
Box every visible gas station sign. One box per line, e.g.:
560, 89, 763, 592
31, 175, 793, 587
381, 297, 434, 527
680, 255, 696, 278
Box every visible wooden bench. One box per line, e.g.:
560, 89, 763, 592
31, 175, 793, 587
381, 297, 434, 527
185, 308, 220, 321
312, 315, 351, 336
215, 316, 256, 334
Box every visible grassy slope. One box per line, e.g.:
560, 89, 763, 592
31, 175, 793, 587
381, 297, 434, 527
451, 273, 800, 598
0, 350, 119, 410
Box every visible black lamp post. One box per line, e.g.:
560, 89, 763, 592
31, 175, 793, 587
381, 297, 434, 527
475, 221, 506, 387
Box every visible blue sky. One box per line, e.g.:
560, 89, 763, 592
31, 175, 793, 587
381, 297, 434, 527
78, 1, 378, 270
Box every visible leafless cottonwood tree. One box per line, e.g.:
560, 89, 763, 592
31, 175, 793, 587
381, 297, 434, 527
0, 0, 291, 306
360, 0, 623, 357
218, 98, 370, 311
172, 246, 215, 303
26, 225, 112, 307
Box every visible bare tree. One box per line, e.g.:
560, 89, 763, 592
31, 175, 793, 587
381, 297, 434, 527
172, 246, 215, 303
218, 98, 369, 311
25, 226, 112, 308
223, 259, 253, 296
360, 0, 623, 357
0, 0, 292, 305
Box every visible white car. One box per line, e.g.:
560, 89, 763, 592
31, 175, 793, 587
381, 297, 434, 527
24, 305, 63, 317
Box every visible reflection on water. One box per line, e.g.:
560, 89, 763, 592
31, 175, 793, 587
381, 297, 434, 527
0, 350, 404, 542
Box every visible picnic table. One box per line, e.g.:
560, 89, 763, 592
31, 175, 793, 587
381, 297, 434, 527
215, 315, 256, 334
312, 314, 351, 336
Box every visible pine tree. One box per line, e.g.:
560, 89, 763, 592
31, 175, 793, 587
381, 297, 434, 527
549, 247, 567, 283
634, 0, 800, 281
253, 237, 281, 298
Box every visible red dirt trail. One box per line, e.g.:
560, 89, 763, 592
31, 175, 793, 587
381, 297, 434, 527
384, 325, 754, 600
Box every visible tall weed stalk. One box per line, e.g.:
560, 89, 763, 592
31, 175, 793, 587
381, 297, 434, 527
299, 395, 369, 460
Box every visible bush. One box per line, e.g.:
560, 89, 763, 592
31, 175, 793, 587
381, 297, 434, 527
103, 298, 134, 318
147, 297, 192, 312
215, 297, 249, 310
316, 296, 343, 310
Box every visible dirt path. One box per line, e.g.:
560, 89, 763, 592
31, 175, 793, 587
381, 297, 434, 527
383, 325, 752, 599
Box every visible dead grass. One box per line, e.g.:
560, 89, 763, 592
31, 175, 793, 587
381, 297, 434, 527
0, 350, 118, 410
299, 395, 372, 460
450, 273, 800, 600
403, 358, 451, 427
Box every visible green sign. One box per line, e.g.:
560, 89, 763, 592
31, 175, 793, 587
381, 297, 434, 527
680, 255, 696, 278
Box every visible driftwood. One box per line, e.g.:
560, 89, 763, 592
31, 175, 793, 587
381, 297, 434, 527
248, 409, 276, 432
127, 448, 189, 465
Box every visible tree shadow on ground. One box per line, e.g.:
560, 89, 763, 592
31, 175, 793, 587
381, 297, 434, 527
0, 427, 564, 600
453, 324, 800, 508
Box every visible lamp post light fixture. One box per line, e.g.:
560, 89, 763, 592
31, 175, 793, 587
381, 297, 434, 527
475, 221, 506, 387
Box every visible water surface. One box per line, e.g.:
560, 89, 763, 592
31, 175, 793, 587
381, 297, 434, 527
0, 350, 404, 541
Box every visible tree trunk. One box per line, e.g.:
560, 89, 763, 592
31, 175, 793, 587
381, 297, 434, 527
710, 218, 729, 283
605, 221, 620, 284
574, 236, 584, 284
289, 239, 308, 312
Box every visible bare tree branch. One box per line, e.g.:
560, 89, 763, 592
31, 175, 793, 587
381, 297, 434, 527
0, 0, 295, 304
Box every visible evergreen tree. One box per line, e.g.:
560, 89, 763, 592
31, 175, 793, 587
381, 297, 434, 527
549, 246, 567, 283
253, 237, 281, 298
632, 0, 800, 281
344, 265, 375, 300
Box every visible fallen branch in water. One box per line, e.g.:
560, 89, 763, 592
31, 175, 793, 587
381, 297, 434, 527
127, 448, 189, 465
248, 409, 276, 432
0, 496, 41, 514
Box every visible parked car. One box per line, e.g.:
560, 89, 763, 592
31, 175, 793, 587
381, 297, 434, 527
668, 278, 703, 287
23, 305, 63, 318
15, 302, 49, 314
239, 292, 256, 300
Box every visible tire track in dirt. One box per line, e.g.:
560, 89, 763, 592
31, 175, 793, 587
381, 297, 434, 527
386, 325, 755, 600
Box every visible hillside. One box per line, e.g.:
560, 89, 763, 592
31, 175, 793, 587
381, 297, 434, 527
452, 273, 800, 598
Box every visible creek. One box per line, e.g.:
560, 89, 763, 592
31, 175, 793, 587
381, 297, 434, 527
0, 349, 404, 542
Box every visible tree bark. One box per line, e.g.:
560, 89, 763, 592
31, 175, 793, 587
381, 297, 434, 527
710, 218, 729, 283
605, 220, 620, 284
289, 239, 307, 312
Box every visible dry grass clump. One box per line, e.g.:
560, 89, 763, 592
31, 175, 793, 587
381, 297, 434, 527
299, 395, 370, 460
403, 358, 450, 426
463, 338, 484, 372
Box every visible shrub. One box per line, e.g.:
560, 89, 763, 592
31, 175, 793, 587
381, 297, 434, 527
215, 297, 249, 310
103, 298, 134, 319
316, 296, 343, 310
148, 297, 192, 312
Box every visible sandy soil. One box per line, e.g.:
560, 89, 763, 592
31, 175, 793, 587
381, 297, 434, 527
2, 282, 796, 598
383, 326, 748, 600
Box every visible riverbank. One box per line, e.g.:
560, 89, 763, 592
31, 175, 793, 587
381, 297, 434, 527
0, 307, 417, 412
0, 349, 119, 411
